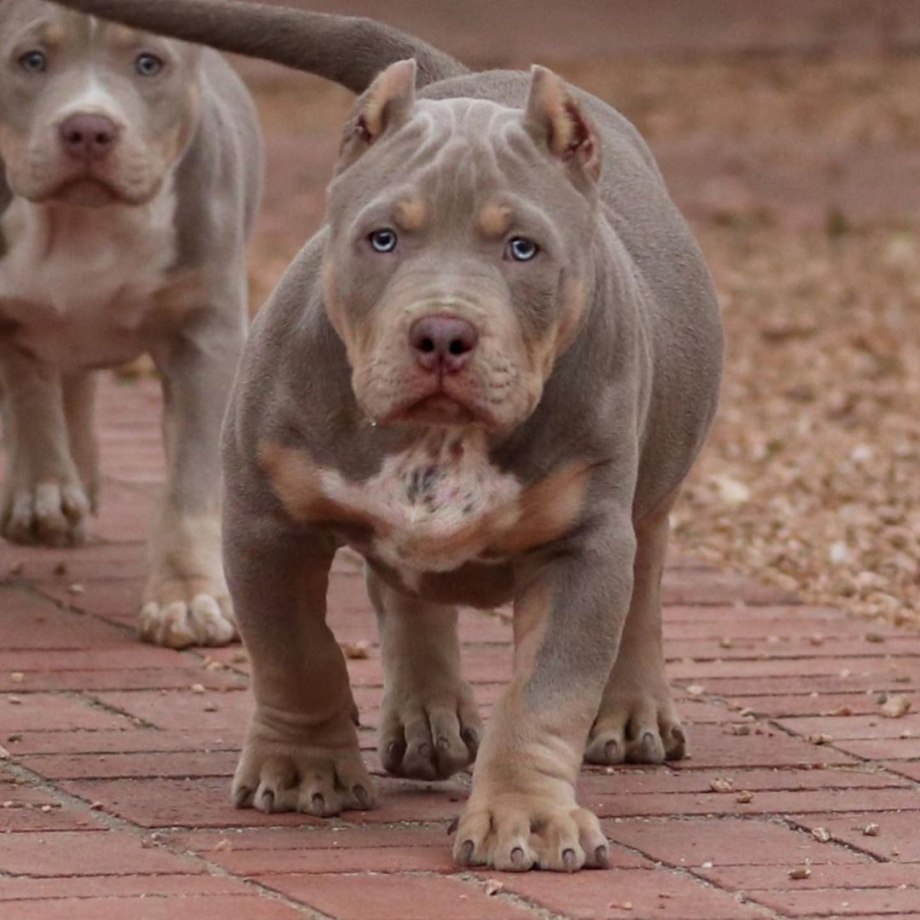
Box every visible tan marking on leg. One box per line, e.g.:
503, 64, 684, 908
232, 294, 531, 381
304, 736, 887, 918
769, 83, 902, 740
258, 441, 384, 533
489, 461, 591, 556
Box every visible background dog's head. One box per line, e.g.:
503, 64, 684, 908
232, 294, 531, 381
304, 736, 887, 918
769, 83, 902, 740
0, 0, 201, 207
323, 60, 602, 436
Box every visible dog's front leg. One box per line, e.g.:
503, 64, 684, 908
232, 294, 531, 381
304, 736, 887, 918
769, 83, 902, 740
140, 313, 243, 647
452, 515, 635, 872
367, 568, 482, 781
0, 349, 91, 546
225, 516, 374, 816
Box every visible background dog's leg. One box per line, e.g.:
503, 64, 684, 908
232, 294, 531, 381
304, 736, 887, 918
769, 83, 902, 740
584, 500, 686, 765
225, 522, 374, 816
62, 371, 100, 512
367, 568, 481, 781
140, 310, 243, 648
0, 350, 90, 546
451, 516, 634, 871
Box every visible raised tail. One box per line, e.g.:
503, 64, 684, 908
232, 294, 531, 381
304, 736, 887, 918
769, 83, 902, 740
42, 0, 468, 92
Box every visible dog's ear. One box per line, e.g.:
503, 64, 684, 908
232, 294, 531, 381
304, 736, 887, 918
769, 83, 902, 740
523, 65, 601, 187
337, 59, 417, 172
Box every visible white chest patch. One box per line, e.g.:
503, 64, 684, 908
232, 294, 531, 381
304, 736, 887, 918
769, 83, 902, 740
322, 430, 522, 580
0, 182, 178, 369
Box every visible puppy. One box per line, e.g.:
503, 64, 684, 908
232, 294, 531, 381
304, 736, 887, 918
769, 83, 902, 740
0, 2, 259, 648
45, 0, 723, 872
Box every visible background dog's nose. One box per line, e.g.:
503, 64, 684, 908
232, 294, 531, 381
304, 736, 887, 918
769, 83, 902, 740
410, 315, 479, 373
59, 114, 119, 160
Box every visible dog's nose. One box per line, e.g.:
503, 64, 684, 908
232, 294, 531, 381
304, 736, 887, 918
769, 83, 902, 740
59, 114, 120, 160
410, 315, 479, 373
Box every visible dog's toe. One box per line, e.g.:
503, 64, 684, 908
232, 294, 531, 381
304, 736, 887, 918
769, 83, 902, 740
139, 592, 237, 648
2, 481, 90, 547
233, 730, 376, 819
585, 695, 686, 765
379, 690, 481, 780
451, 795, 609, 872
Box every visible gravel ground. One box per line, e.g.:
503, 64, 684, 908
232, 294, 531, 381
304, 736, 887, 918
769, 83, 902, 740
239, 53, 919, 629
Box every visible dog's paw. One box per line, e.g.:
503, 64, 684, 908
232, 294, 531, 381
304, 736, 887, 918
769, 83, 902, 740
584, 685, 686, 765
452, 791, 610, 872
1, 479, 91, 547
379, 677, 482, 780
233, 733, 375, 817
139, 588, 237, 649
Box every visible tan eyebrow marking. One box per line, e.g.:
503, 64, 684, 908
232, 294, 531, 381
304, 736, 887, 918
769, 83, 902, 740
477, 202, 512, 238
394, 197, 428, 232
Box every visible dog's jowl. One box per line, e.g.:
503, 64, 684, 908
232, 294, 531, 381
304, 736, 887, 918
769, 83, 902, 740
41, 0, 723, 872
0, 1, 262, 647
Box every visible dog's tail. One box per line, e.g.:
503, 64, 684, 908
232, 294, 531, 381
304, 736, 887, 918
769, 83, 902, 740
43, 0, 468, 91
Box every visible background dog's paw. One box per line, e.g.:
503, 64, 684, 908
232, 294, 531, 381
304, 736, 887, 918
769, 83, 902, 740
452, 793, 610, 872
584, 690, 686, 765
233, 736, 375, 817
1, 479, 91, 547
379, 679, 482, 780
139, 590, 237, 649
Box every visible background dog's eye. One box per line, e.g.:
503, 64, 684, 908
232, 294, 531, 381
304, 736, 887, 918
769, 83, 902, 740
507, 237, 540, 262
18, 50, 48, 73
135, 53, 165, 77
368, 228, 398, 254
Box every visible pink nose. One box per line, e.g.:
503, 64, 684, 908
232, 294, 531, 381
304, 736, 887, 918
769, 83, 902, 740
59, 114, 119, 160
409, 315, 478, 374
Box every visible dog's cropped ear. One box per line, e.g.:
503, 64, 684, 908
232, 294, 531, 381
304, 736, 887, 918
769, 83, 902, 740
336, 59, 417, 172
523, 65, 601, 188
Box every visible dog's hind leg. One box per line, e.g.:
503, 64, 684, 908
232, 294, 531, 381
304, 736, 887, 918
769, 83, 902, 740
63, 371, 100, 512
367, 567, 481, 781
0, 350, 91, 546
584, 499, 686, 765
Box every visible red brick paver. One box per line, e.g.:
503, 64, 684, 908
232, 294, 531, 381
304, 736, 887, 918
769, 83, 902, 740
2, 375, 917, 919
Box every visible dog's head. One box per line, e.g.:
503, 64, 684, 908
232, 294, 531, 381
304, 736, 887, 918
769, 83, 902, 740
0, 0, 201, 207
323, 61, 602, 436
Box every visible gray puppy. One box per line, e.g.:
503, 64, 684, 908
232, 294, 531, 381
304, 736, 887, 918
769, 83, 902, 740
0, 0, 262, 647
44, 0, 722, 873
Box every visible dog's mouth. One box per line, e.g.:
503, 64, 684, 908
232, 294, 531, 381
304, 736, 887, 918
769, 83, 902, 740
45, 176, 121, 208
380, 378, 491, 429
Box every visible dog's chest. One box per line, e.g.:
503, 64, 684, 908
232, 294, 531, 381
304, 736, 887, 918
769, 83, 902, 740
324, 432, 522, 580
0, 188, 179, 369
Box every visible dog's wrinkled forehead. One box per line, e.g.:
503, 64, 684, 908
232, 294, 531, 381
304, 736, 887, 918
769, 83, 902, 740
330, 96, 591, 230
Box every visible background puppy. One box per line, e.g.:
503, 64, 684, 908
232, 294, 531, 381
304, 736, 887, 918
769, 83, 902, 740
0, 1, 263, 647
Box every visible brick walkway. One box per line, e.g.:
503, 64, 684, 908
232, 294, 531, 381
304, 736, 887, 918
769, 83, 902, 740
0, 375, 917, 919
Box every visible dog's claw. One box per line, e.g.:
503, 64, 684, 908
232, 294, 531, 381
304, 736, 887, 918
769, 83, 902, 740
594, 845, 610, 869
562, 848, 578, 872
459, 840, 475, 866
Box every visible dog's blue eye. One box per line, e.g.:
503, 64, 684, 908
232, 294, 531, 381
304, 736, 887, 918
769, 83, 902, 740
369, 228, 398, 254
135, 53, 164, 77
507, 237, 539, 262
19, 50, 48, 73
